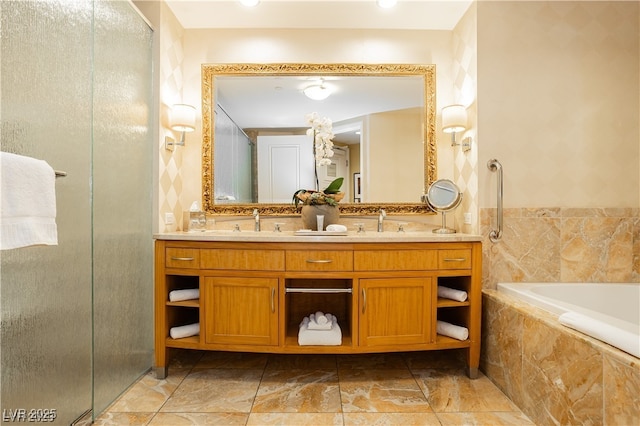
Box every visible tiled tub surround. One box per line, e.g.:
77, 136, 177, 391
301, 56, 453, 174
480, 207, 640, 287
482, 290, 640, 425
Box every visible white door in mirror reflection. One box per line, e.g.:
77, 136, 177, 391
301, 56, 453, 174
317, 146, 350, 201
257, 135, 316, 203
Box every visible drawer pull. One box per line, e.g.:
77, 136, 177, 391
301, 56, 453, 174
444, 258, 467, 262
171, 256, 195, 261
305, 259, 333, 264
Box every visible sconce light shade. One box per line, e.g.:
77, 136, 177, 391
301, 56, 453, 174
303, 83, 331, 101
442, 104, 467, 133
166, 104, 196, 151
239, 0, 260, 6
442, 104, 471, 152
170, 104, 196, 133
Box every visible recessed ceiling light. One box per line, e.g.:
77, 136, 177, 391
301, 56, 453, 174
239, 0, 260, 7
377, 0, 397, 9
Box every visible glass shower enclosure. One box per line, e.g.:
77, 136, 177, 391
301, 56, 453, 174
1, 0, 154, 422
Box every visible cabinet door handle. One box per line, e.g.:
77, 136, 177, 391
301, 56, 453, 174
171, 256, 195, 261
361, 288, 366, 314
443, 258, 466, 262
270, 287, 275, 313
306, 259, 333, 264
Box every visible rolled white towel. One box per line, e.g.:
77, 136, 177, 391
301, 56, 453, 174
326, 224, 347, 232
437, 320, 468, 341
437, 286, 468, 302
170, 322, 199, 339
307, 313, 333, 330
169, 288, 200, 302
315, 311, 328, 324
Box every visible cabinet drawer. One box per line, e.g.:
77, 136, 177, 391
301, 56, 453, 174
286, 250, 353, 271
166, 248, 200, 269
354, 250, 438, 271
200, 249, 285, 271
438, 249, 472, 269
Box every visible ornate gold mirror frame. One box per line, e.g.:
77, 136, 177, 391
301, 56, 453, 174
202, 63, 436, 215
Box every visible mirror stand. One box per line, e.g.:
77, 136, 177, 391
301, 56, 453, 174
433, 211, 456, 234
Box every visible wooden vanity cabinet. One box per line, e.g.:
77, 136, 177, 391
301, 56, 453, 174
154, 239, 482, 379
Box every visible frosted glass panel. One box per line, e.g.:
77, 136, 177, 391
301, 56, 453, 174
91, 0, 153, 416
1, 0, 153, 422
1, 1, 93, 423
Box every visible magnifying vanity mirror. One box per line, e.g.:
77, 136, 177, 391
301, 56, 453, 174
201, 63, 436, 215
426, 179, 462, 233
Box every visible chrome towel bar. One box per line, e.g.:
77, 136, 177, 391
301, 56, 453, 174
285, 288, 352, 294
487, 159, 503, 242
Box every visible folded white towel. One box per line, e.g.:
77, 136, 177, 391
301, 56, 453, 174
169, 322, 200, 339
437, 320, 469, 341
1, 152, 58, 250
298, 317, 342, 346
326, 224, 347, 232
559, 311, 640, 358
169, 288, 200, 302
438, 286, 468, 302
307, 313, 334, 330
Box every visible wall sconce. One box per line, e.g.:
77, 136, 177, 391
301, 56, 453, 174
442, 104, 471, 152
165, 104, 196, 151
303, 79, 331, 101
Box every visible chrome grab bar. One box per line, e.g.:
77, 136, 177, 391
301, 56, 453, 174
487, 159, 503, 242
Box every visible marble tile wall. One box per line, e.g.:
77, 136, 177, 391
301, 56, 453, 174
481, 290, 640, 426
480, 207, 640, 288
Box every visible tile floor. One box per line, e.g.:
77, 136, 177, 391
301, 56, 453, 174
94, 349, 534, 426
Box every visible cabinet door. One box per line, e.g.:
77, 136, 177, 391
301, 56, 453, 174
203, 277, 278, 346
359, 277, 433, 347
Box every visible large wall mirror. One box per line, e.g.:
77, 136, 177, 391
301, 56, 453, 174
202, 63, 436, 215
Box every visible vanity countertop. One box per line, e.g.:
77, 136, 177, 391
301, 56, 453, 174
154, 231, 482, 243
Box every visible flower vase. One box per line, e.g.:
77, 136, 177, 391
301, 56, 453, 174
301, 204, 340, 231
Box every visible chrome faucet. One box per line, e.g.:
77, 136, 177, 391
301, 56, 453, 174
377, 208, 386, 232
253, 208, 260, 232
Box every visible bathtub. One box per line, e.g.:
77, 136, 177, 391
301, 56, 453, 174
498, 282, 640, 358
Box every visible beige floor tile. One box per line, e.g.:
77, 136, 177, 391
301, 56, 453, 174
266, 353, 338, 370
252, 369, 342, 413
160, 368, 263, 413
436, 411, 536, 425
247, 412, 344, 425
195, 351, 269, 369
92, 412, 154, 426
402, 350, 466, 370
107, 369, 190, 412
343, 412, 442, 425
339, 369, 431, 413
148, 412, 248, 425
168, 349, 204, 369
413, 369, 519, 413
338, 353, 409, 370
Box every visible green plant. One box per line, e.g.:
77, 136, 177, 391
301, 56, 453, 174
292, 177, 344, 209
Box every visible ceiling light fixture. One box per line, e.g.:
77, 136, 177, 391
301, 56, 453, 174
239, 0, 260, 7
303, 80, 331, 101
377, 0, 398, 9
